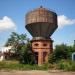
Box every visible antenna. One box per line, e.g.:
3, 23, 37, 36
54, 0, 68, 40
40, 5, 43, 8
40, 0, 47, 7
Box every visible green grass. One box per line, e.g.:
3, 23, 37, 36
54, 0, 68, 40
0, 61, 48, 71
0, 60, 75, 71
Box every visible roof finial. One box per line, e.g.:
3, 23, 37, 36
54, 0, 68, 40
40, 5, 43, 8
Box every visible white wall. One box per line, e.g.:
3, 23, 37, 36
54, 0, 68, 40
0, 46, 12, 61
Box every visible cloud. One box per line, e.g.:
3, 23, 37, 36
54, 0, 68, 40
58, 15, 75, 28
0, 16, 16, 32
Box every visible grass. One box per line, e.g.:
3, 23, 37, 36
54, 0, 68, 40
57, 60, 75, 71
0, 61, 48, 71
0, 60, 75, 71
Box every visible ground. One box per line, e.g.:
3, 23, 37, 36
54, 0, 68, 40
0, 70, 75, 75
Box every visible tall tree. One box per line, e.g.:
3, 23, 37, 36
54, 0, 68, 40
5, 32, 27, 48
5, 32, 35, 64
5, 32, 28, 58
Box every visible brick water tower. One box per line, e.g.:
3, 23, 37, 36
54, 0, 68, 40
25, 6, 58, 65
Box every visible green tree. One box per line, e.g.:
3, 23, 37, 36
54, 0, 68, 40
19, 42, 35, 64
49, 44, 73, 63
5, 32, 35, 64
5, 32, 27, 52
5, 32, 19, 46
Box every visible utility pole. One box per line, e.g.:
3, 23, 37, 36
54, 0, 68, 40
74, 40, 75, 46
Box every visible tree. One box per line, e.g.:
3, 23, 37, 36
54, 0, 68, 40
5, 32, 35, 64
5, 32, 19, 46
19, 42, 35, 64
49, 44, 73, 63
5, 32, 27, 59
5, 32, 27, 52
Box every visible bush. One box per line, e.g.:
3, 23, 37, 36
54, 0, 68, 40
48, 63, 58, 70
57, 60, 75, 71
48, 44, 73, 63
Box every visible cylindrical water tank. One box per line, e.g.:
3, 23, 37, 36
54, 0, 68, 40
25, 6, 58, 39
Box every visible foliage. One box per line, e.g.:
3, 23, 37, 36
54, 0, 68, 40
49, 44, 74, 63
18, 42, 35, 64
5, 32, 75, 71
48, 63, 58, 70
5, 32, 35, 64
5, 32, 27, 49
57, 60, 75, 71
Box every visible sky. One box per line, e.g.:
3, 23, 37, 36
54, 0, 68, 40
0, 0, 75, 47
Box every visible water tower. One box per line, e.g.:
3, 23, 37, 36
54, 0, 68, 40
25, 6, 58, 65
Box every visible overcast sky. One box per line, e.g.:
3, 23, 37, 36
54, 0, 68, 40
0, 0, 75, 47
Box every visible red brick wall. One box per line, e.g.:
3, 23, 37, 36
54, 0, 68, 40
31, 39, 53, 65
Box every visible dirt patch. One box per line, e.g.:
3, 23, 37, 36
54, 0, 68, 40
0, 70, 75, 75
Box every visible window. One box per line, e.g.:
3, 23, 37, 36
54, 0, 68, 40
34, 43, 39, 46
43, 43, 47, 46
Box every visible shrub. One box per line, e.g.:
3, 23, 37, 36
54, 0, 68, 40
48, 44, 73, 64
57, 60, 75, 71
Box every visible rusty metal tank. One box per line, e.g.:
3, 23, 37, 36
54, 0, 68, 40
25, 6, 58, 39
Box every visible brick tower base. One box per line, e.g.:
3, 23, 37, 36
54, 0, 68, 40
31, 38, 53, 65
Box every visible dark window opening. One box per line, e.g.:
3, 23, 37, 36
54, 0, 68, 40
43, 43, 47, 46
34, 52, 38, 64
43, 52, 47, 63
34, 43, 39, 46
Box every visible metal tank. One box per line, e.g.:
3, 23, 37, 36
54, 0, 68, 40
25, 6, 58, 40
